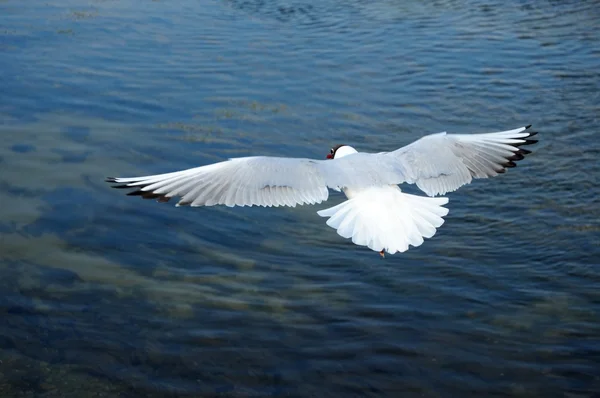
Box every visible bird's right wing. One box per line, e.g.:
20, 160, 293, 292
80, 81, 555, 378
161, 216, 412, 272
317, 125, 538, 196
383, 125, 538, 196
107, 156, 329, 207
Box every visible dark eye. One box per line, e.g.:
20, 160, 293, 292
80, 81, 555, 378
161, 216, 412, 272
330, 148, 334, 154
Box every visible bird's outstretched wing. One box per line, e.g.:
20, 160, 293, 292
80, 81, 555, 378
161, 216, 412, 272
107, 156, 329, 207
107, 125, 537, 206
383, 125, 538, 196
322, 125, 538, 196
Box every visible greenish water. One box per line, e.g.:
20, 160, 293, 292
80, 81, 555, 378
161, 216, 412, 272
1, 0, 599, 396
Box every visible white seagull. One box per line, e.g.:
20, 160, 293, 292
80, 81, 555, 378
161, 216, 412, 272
107, 125, 537, 257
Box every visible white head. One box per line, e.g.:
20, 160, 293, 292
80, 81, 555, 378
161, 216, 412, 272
326, 144, 357, 159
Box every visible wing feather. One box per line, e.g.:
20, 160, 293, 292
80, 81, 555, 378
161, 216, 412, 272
108, 156, 330, 208
335, 125, 538, 197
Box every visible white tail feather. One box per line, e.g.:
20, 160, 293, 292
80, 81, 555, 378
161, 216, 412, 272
317, 186, 449, 255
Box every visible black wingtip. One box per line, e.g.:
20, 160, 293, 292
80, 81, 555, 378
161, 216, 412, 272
106, 176, 172, 204
493, 126, 538, 174
517, 148, 532, 155
508, 152, 525, 161
106, 177, 133, 189
126, 190, 144, 197
514, 138, 538, 147
126, 190, 169, 201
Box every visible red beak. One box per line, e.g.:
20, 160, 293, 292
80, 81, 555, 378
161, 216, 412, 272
326, 153, 333, 159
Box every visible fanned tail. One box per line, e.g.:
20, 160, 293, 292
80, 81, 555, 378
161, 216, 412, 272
317, 186, 449, 255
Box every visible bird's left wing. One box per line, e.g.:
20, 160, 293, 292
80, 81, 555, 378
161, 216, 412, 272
107, 156, 329, 207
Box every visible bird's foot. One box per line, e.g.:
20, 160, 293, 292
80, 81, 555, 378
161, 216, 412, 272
379, 250, 385, 258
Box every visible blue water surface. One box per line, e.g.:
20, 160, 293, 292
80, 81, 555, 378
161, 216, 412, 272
1, 0, 599, 396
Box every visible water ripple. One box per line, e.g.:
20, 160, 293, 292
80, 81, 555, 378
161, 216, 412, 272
0, 0, 599, 396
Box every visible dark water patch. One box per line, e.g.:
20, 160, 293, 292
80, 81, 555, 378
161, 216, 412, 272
67, 10, 99, 20
22, 188, 97, 237
52, 148, 91, 163
0, 182, 46, 199
63, 126, 90, 143
10, 143, 36, 153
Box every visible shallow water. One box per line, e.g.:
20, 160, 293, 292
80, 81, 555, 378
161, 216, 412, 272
1, 0, 599, 396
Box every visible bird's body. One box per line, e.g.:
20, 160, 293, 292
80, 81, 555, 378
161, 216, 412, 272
107, 125, 537, 256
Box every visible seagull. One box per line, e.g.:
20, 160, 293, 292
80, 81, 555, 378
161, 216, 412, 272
107, 125, 537, 256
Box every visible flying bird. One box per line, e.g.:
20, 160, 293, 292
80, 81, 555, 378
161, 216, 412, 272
106, 125, 537, 257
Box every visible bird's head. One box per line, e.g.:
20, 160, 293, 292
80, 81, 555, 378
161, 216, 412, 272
326, 144, 357, 159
